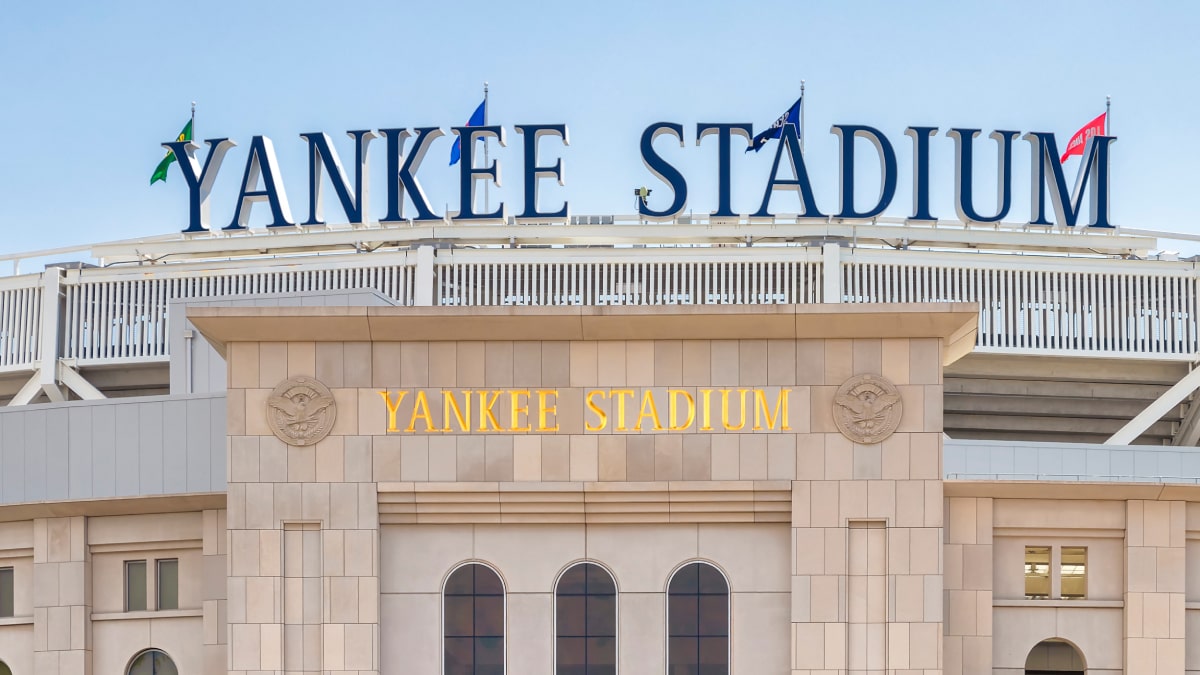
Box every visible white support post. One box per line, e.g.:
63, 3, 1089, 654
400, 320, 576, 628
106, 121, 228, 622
822, 242, 842, 303
1106, 365, 1200, 445
414, 245, 436, 307
58, 363, 105, 400
37, 269, 65, 402
8, 369, 43, 406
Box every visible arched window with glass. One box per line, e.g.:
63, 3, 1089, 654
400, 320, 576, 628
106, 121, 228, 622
127, 649, 178, 675
0, 658, 10, 675
444, 562, 505, 675
555, 561, 617, 675
667, 561, 729, 675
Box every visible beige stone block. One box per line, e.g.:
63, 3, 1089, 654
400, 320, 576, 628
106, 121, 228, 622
910, 528, 940, 575
315, 435, 345, 483
975, 590, 992, 634
570, 341, 598, 387
839, 481, 867, 522
245, 575, 276, 624
273, 483, 302, 523
895, 480, 925, 529
595, 341, 626, 386
322, 529, 345, 577
1144, 500, 1171, 548
343, 341, 372, 387
398, 341, 430, 387
652, 340, 684, 387
569, 435, 599, 482
909, 433, 940, 480
1143, 592, 1171, 638
230, 342, 260, 389
824, 433, 853, 481
791, 481, 811, 527
372, 342, 403, 388
1158, 638, 1185, 675
682, 340, 711, 386
710, 435, 739, 481
287, 444, 316, 482
767, 434, 796, 480
823, 339, 853, 385
485, 435, 514, 481
739, 434, 767, 480
853, 442, 882, 480
808, 573, 840, 622
947, 498, 977, 545
226, 387, 246, 437
231, 436, 260, 483
314, 341, 345, 387
795, 528, 826, 575
513, 436, 543, 481
427, 341, 457, 387
301, 482, 331, 522
962, 544, 992, 591
867, 479, 895, 520
764, 339, 795, 386
598, 435, 626, 481
401, 436, 430, 481
947, 589, 977, 635
896, 385, 925, 433
322, 622, 346, 671
428, 436, 457, 481
909, 338, 941, 385
882, 432, 911, 480
230, 621, 261, 670
889, 527, 911, 575
456, 341, 486, 387
541, 341, 570, 387
358, 387, 383, 436
738, 339, 767, 386
793, 622, 825, 669
257, 341, 287, 388
852, 338, 882, 377
627, 340, 655, 386
1127, 499, 1145, 547
924, 480, 943, 528
823, 621, 847, 669
244, 388, 271, 437
797, 433, 825, 480
344, 529, 375, 577
1128, 547, 1157, 594
330, 483, 359, 530
456, 436, 487, 481
542, 435, 570, 481
286, 341, 316, 379
824, 527, 848, 575
880, 337, 911, 385
245, 482, 275, 530
794, 338, 824, 385
810, 481, 840, 528
710, 340, 740, 386
483, 341, 514, 387
924, 385, 943, 432
682, 435, 711, 481
810, 386, 837, 434
511, 341, 542, 387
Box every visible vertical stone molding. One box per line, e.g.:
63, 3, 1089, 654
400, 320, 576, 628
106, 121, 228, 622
943, 497, 993, 675
33, 516, 90, 675
203, 509, 228, 675
1125, 500, 1185, 675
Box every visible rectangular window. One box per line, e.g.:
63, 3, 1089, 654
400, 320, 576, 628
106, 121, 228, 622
157, 559, 179, 610
1061, 547, 1087, 599
0, 567, 12, 617
125, 560, 147, 612
1024, 546, 1051, 599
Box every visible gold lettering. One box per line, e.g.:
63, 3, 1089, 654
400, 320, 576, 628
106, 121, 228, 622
477, 390, 503, 431
753, 388, 791, 431
635, 389, 665, 431
442, 390, 471, 432
721, 388, 750, 431
668, 389, 696, 431
700, 389, 713, 431
510, 389, 532, 432
406, 390, 436, 433
379, 390, 409, 432
585, 390, 608, 432
611, 389, 635, 431
537, 390, 560, 432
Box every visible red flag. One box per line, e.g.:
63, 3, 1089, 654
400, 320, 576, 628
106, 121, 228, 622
1060, 112, 1107, 163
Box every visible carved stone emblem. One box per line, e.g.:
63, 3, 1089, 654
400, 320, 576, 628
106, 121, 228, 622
833, 374, 903, 444
267, 376, 337, 446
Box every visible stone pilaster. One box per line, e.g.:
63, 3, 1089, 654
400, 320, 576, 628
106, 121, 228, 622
32, 516, 90, 675
203, 509, 228, 675
943, 497, 993, 675
1125, 500, 1185, 675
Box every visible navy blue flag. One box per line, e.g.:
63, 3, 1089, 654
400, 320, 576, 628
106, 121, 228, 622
450, 99, 487, 165
746, 96, 802, 152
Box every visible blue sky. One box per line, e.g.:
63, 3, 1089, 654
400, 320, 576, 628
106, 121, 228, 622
1, 1, 1197, 255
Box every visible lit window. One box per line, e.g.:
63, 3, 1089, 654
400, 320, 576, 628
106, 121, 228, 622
127, 648, 178, 675
444, 563, 504, 675
1060, 547, 1087, 599
556, 562, 617, 675
668, 562, 729, 675
1024, 547, 1050, 599
125, 560, 147, 612
157, 559, 179, 610
0, 567, 12, 617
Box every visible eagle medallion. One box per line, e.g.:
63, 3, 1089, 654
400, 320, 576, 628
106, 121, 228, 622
833, 374, 903, 444
266, 376, 337, 446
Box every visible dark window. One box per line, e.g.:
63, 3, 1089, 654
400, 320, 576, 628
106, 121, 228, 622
444, 563, 504, 675
125, 561, 147, 612
668, 562, 728, 675
0, 567, 12, 617
556, 562, 617, 675
0, 660, 9, 675
127, 649, 178, 675
157, 559, 179, 610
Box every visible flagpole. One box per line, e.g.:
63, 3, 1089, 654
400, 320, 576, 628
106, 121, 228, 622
1106, 95, 1111, 135
800, 80, 806, 153
483, 82, 489, 216
191, 101, 196, 138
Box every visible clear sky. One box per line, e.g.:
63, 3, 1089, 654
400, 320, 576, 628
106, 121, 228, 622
1, 0, 1197, 257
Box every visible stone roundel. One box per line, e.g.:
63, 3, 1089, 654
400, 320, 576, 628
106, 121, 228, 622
833, 373, 903, 444
266, 376, 337, 446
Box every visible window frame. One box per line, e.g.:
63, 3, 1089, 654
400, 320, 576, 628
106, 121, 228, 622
156, 558, 179, 611
553, 561, 619, 675
1059, 546, 1088, 600
1023, 546, 1052, 599
124, 560, 148, 612
126, 647, 178, 675
442, 561, 506, 675
665, 560, 731, 675
0, 566, 13, 618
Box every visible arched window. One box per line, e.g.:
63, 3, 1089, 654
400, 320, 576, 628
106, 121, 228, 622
1025, 638, 1085, 675
127, 649, 178, 675
0, 659, 10, 675
444, 563, 505, 675
556, 562, 617, 675
667, 562, 729, 675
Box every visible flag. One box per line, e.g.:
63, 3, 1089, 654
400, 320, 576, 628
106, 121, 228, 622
150, 119, 193, 185
1059, 112, 1106, 163
449, 99, 487, 166
747, 96, 802, 152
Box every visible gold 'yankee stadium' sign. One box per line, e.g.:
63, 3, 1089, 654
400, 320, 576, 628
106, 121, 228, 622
379, 388, 792, 434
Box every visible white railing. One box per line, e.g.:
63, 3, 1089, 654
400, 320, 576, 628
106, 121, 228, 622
0, 276, 42, 372
842, 250, 1198, 357
0, 243, 1197, 373
435, 249, 825, 306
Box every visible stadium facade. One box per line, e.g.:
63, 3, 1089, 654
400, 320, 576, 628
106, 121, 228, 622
0, 209, 1197, 675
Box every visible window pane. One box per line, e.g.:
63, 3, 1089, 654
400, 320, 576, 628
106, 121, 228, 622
446, 567, 475, 595
698, 595, 728, 636
0, 567, 13, 618
669, 564, 699, 594
699, 636, 729, 674
475, 595, 504, 637
557, 595, 586, 636
1061, 547, 1088, 599
476, 635, 504, 673
585, 565, 616, 595
697, 565, 728, 595
444, 564, 505, 675
474, 566, 504, 595
668, 636, 699, 674
557, 636, 586, 674
126, 561, 147, 612
1024, 547, 1050, 599
127, 649, 177, 675
556, 563, 618, 675
586, 595, 616, 637
157, 559, 179, 610
585, 636, 616, 675
445, 596, 475, 637
444, 637, 475, 675
668, 595, 699, 636
669, 563, 728, 675
557, 566, 587, 595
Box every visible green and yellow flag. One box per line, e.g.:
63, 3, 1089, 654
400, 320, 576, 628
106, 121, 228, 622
150, 119, 193, 185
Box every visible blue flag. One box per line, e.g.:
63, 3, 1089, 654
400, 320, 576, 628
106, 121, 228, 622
747, 96, 802, 152
450, 99, 487, 165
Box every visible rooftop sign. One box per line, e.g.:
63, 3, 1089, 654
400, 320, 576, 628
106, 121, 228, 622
162, 121, 1116, 234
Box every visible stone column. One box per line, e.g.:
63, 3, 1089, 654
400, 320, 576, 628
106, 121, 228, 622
943, 497, 993, 675
203, 509, 228, 675
32, 516, 90, 675
1124, 500, 1185, 675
